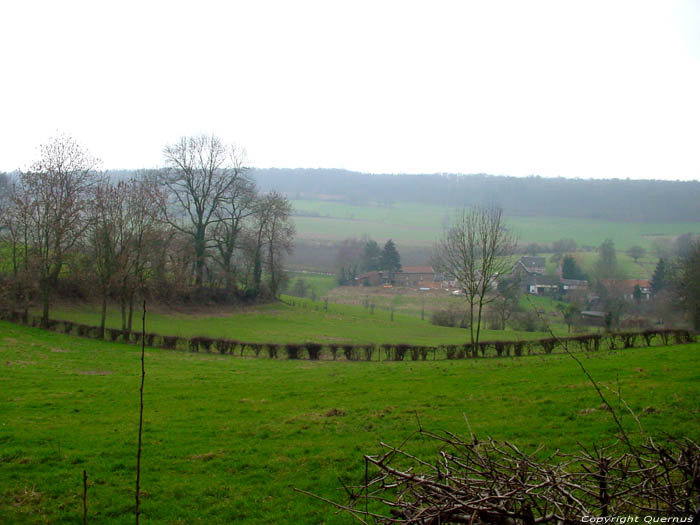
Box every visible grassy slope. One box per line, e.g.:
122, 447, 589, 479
291, 199, 700, 250
1, 322, 698, 523
42, 299, 570, 346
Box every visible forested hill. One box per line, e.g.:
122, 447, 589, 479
250, 168, 700, 223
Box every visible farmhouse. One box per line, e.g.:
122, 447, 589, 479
354, 266, 438, 288
513, 256, 546, 277
600, 279, 652, 301
522, 273, 561, 295
393, 266, 436, 287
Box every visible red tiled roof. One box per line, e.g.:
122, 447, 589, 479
400, 266, 434, 274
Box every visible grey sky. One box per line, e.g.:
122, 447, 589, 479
1, 0, 699, 180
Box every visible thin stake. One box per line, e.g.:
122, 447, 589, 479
82, 469, 88, 525
135, 301, 146, 524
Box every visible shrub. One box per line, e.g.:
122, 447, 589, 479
265, 344, 279, 359
286, 343, 301, 359
477, 342, 490, 357
513, 310, 548, 332
162, 336, 179, 350
430, 307, 463, 327
363, 345, 374, 361
493, 341, 510, 357
328, 344, 340, 360
343, 344, 356, 361
641, 330, 657, 347
445, 345, 457, 360
196, 337, 214, 352
513, 341, 524, 356
106, 328, 123, 342
214, 339, 232, 354
394, 344, 410, 361
620, 332, 637, 349
62, 321, 74, 334
305, 342, 323, 360
188, 338, 201, 352
539, 338, 556, 354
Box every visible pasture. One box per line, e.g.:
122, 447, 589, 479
1, 321, 698, 523
40, 296, 568, 347
290, 198, 700, 251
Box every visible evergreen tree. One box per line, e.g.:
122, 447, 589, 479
651, 258, 667, 295
380, 239, 402, 272
595, 238, 618, 278
362, 240, 382, 271
561, 255, 587, 280
338, 266, 347, 286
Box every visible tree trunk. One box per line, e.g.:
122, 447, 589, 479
120, 294, 128, 332
41, 278, 50, 328
127, 291, 135, 333
99, 293, 107, 339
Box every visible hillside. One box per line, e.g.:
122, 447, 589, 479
1, 321, 698, 523
251, 168, 700, 223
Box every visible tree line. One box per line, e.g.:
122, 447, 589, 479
0, 134, 294, 334
250, 168, 700, 222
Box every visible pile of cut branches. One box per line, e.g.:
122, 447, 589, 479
302, 429, 699, 524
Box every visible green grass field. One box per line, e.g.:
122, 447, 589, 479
291, 199, 700, 250
40, 297, 569, 347
1, 321, 698, 523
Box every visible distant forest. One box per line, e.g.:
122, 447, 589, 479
249, 168, 700, 223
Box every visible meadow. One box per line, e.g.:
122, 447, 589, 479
290, 198, 700, 251
40, 296, 564, 347
1, 321, 698, 523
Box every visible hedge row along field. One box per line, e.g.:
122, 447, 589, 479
2, 310, 695, 361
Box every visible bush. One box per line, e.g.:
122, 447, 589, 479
430, 308, 463, 327
512, 310, 548, 332
362, 345, 374, 361
539, 338, 556, 354
262, 344, 276, 358
342, 344, 356, 361
285, 343, 302, 359
305, 342, 323, 360
394, 344, 410, 361
162, 336, 179, 350
328, 344, 340, 360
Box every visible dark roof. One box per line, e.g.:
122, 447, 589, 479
399, 266, 434, 274
519, 256, 546, 268
523, 274, 561, 286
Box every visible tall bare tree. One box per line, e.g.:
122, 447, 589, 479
15, 135, 99, 327
211, 169, 257, 292
159, 134, 245, 287
249, 191, 294, 298
433, 205, 517, 355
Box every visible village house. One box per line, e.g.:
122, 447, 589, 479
512, 256, 546, 278
600, 279, 652, 301
513, 256, 589, 296
355, 266, 438, 288
393, 266, 436, 287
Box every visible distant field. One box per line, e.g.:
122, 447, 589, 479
290, 199, 700, 250
1, 322, 698, 523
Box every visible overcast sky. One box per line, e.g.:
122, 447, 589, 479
2, 0, 699, 180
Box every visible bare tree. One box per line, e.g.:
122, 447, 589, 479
159, 134, 245, 287
15, 135, 99, 327
87, 176, 164, 335
433, 205, 517, 354
211, 168, 257, 292
249, 191, 295, 298
88, 181, 124, 338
